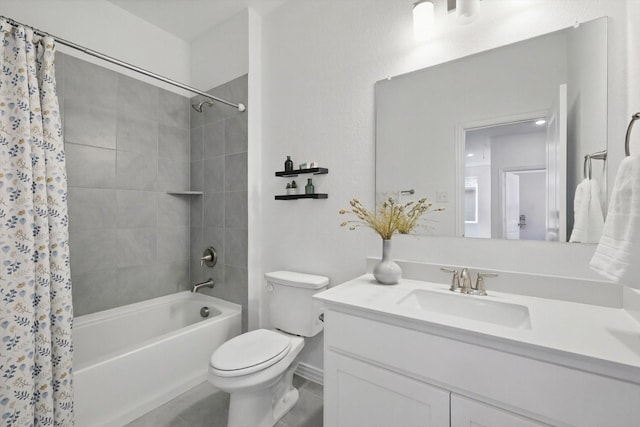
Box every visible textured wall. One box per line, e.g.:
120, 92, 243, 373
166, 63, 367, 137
190, 75, 249, 331
60, 52, 192, 316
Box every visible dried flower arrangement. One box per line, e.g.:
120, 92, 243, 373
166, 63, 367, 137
339, 197, 444, 240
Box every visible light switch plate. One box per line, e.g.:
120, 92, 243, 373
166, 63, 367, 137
436, 191, 449, 203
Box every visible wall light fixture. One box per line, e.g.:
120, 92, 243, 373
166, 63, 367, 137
413, 0, 435, 41
414, 0, 482, 41
454, 0, 480, 25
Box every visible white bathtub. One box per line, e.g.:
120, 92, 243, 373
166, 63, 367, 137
73, 291, 242, 427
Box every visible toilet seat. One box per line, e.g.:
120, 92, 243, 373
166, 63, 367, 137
210, 329, 291, 377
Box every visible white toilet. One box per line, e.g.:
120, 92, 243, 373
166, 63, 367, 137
208, 271, 329, 427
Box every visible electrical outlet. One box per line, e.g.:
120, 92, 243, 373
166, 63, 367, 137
436, 191, 449, 203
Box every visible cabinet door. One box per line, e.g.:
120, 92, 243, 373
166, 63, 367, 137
451, 394, 548, 427
325, 351, 449, 427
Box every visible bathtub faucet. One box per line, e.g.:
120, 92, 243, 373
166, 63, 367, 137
192, 278, 215, 293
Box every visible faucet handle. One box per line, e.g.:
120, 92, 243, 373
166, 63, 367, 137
475, 272, 498, 296
200, 247, 217, 267
440, 268, 461, 292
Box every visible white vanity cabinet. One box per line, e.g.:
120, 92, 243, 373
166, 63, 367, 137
451, 395, 547, 427
319, 276, 640, 427
323, 310, 550, 427
325, 351, 450, 426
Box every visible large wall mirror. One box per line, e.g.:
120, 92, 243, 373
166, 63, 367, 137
376, 17, 607, 243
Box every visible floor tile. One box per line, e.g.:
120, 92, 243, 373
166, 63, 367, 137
126, 376, 323, 427
125, 403, 191, 427
301, 380, 323, 399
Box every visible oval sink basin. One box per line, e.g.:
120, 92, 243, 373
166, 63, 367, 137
397, 289, 531, 329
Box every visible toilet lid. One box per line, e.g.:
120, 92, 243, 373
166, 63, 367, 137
210, 329, 291, 377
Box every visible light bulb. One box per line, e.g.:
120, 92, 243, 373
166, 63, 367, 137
457, 0, 479, 25
413, 1, 435, 41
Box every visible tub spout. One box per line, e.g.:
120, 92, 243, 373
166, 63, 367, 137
192, 278, 215, 293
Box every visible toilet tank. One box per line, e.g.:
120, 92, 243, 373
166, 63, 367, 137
265, 271, 329, 337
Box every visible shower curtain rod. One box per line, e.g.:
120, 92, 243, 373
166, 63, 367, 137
0, 15, 246, 112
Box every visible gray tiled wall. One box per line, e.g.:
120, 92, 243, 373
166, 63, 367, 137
58, 52, 191, 316
190, 75, 249, 331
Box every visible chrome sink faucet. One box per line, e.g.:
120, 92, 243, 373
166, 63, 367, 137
192, 278, 215, 293
460, 268, 472, 294
440, 268, 498, 296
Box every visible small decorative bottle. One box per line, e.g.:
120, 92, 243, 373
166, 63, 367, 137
305, 178, 314, 195
284, 156, 294, 172
291, 180, 298, 194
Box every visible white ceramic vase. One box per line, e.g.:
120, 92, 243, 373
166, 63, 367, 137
373, 239, 402, 285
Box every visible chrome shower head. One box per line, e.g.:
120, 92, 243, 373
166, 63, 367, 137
191, 100, 215, 113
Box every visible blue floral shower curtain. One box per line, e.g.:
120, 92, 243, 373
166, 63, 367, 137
0, 19, 74, 426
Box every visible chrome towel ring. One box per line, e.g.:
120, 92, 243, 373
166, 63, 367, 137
625, 112, 640, 157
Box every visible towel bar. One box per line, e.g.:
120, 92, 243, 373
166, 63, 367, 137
583, 150, 607, 179
583, 155, 592, 179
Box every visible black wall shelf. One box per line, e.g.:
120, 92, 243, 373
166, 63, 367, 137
166, 191, 204, 196
275, 167, 329, 177
275, 193, 328, 200
276, 165, 328, 200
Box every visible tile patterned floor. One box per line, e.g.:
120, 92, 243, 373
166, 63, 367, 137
125, 375, 323, 427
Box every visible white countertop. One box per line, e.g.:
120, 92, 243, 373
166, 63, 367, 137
314, 274, 640, 384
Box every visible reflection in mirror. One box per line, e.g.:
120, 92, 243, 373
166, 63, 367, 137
376, 17, 607, 243
464, 118, 549, 241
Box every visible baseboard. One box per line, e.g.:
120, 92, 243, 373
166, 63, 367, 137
295, 362, 324, 386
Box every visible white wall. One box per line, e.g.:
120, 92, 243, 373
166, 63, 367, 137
259, 0, 632, 372
190, 10, 249, 90
0, 0, 191, 94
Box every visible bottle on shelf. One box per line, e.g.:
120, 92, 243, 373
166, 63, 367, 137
305, 178, 314, 195
284, 156, 294, 172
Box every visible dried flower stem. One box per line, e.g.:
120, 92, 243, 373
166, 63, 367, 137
339, 196, 443, 239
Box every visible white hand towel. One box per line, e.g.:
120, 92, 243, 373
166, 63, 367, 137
569, 178, 604, 243
590, 155, 640, 285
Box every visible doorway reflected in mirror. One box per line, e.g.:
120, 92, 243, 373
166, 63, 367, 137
462, 117, 555, 242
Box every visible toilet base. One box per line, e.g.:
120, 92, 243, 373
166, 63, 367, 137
272, 387, 299, 423
226, 363, 299, 427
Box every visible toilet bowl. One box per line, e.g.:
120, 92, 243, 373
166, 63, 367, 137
207, 271, 329, 427
209, 329, 304, 427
